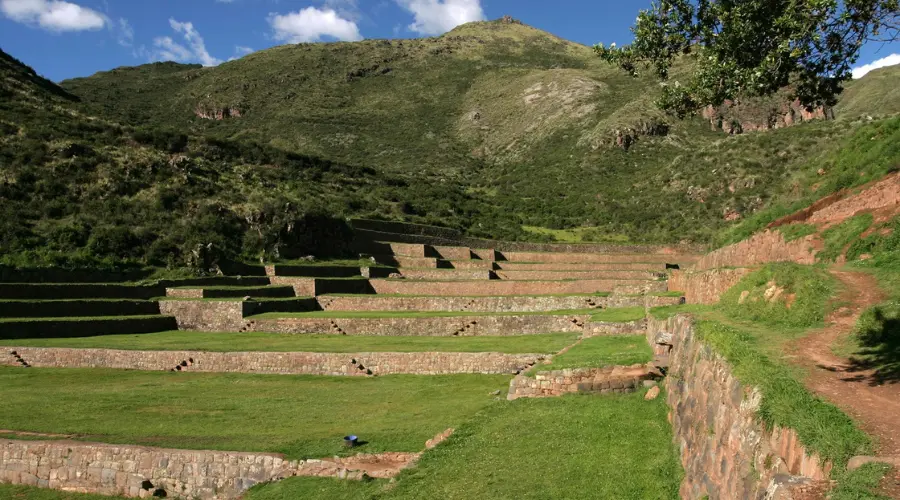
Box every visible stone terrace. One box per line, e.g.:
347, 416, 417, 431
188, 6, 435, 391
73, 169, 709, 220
0, 234, 696, 498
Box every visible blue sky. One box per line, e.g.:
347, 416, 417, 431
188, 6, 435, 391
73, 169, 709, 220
1, 0, 898, 82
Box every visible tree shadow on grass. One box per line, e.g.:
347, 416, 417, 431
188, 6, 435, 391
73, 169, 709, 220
844, 307, 900, 386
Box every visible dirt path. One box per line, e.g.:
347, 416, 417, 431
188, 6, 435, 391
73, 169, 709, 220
789, 270, 900, 458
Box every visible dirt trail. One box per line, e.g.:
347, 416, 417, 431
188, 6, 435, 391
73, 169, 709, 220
789, 270, 900, 459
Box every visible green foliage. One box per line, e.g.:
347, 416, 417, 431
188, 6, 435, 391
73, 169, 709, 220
819, 214, 874, 262
716, 116, 900, 247
829, 463, 894, 500
596, 0, 900, 114
719, 263, 836, 328
847, 214, 900, 262
697, 320, 871, 465
534, 336, 653, 372
0, 367, 507, 459
777, 223, 818, 242
48, 23, 899, 248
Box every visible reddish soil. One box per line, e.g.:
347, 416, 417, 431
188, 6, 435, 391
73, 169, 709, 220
789, 270, 900, 457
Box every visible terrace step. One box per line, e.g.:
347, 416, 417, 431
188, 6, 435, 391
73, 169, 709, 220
398, 269, 495, 281
369, 279, 668, 296
438, 260, 497, 270
314, 295, 679, 312
369, 255, 438, 268
0, 299, 161, 318
247, 312, 595, 336
494, 270, 663, 281
165, 286, 297, 299
266, 265, 366, 278
494, 262, 668, 271
497, 251, 699, 265
0, 284, 164, 300
0, 315, 178, 340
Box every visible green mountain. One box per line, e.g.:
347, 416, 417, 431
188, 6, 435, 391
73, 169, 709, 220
0, 49, 482, 272
1, 18, 898, 271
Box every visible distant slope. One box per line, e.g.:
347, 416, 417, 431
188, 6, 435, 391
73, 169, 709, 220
0, 48, 487, 272
835, 65, 900, 119
41, 19, 900, 246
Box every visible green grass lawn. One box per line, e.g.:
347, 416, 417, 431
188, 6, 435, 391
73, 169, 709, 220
589, 306, 646, 322
0, 367, 508, 459
532, 336, 652, 372
0, 331, 577, 354
248, 309, 597, 319
248, 392, 682, 500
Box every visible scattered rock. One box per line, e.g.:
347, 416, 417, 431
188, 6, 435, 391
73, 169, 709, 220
489, 389, 501, 396
644, 386, 661, 400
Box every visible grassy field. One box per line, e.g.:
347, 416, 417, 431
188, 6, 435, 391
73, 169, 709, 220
589, 306, 646, 322
0, 331, 577, 353
247, 392, 682, 500
248, 309, 597, 319
0, 367, 508, 459
532, 335, 652, 372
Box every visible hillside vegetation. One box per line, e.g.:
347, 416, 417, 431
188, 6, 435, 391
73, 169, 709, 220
1, 19, 899, 272
60, 19, 900, 246
0, 49, 481, 272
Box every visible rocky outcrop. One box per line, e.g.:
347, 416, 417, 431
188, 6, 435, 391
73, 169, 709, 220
194, 105, 242, 120
702, 98, 833, 135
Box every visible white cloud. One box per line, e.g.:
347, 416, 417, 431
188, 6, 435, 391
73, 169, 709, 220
269, 6, 362, 43
852, 53, 900, 79
150, 18, 222, 66
228, 45, 254, 61
115, 17, 133, 47
1, 0, 107, 31
395, 0, 484, 36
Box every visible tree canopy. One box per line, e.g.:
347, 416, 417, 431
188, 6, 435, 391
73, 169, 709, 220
596, 0, 899, 116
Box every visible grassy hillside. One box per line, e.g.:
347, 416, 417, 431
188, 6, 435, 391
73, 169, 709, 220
0, 49, 487, 272
57, 19, 900, 245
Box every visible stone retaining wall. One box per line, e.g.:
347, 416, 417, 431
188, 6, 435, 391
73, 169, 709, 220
371, 256, 438, 268
690, 230, 817, 271
1, 347, 543, 375
0, 300, 160, 319
1, 317, 178, 340
495, 262, 668, 271
158, 301, 249, 331
495, 270, 659, 281
650, 314, 830, 498
442, 260, 495, 270
585, 319, 647, 336
667, 268, 753, 304
428, 246, 474, 260
499, 251, 697, 265
317, 295, 681, 312
398, 269, 493, 280
0, 436, 437, 499
507, 364, 654, 399
370, 279, 666, 296
0, 284, 164, 300
248, 314, 592, 336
